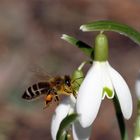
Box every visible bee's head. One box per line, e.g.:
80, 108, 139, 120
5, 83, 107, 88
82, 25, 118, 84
64, 75, 71, 87
60, 75, 72, 94
54, 75, 72, 95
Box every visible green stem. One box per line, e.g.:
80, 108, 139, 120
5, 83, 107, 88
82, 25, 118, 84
113, 94, 128, 140
133, 100, 140, 140
137, 100, 140, 115
78, 60, 92, 71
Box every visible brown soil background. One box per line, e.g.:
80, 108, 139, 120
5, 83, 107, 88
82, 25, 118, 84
0, 0, 140, 140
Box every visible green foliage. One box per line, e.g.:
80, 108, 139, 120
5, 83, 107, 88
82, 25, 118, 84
80, 20, 140, 45
61, 34, 94, 59
61, 21, 140, 62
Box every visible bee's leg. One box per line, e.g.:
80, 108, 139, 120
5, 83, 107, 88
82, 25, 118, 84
54, 92, 60, 105
72, 90, 77, 98
43, 94, 53, 109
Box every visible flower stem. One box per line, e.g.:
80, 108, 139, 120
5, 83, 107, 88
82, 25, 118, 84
113, 94, 128, 140
78, 60, 92, 71
133, 100, 140, 140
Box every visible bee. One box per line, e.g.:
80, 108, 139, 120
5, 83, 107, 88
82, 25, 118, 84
22, 75, 76, 108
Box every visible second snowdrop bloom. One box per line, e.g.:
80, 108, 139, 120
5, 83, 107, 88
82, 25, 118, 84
51, 95, 76, 140
51, 95, 93, 140
76, 33, 133, 128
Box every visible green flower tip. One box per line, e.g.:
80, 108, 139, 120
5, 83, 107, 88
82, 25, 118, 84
94, 33, 109, 61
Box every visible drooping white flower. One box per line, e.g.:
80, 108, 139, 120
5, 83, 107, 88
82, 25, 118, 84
51, 95, 75, 140
51, 95, 93, 140
76, 61, 132, 127
76, 33, 133, 128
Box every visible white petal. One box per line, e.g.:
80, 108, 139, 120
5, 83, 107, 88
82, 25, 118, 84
76, 62, 103, 127
135, 74, 140, 100
72, 121, 92, 140
51, 97, 73, 140
108, 63, 132, 119
100, 62, 114, 99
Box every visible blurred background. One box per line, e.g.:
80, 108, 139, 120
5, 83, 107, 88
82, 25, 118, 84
0, 0, 140, 140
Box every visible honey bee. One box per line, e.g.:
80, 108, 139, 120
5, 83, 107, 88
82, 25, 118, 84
22, 75, 76, 108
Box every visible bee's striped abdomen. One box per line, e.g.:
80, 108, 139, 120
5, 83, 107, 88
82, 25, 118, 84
22, 82, 51, 100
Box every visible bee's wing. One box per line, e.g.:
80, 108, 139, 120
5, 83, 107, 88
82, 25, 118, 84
28, 65, 52, 82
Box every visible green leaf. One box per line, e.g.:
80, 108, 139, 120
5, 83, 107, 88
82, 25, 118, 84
56, 113, 78, 140
61, 34, 94, 59
80, 20, 140, 45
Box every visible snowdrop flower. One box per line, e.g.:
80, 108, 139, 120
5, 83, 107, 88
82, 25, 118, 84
51, 95, 75, 140
51, 94, 93, 140
76, 33, 133, 128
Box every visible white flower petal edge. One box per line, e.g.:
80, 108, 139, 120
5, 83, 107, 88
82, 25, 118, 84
107, 62, 132, 119
72, 120, 92, 140
135, 75, 140, 99
76, 62, 103, 128
51, 96, 75, 140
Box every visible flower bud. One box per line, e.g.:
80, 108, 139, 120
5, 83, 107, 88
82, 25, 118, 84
71, 69, 84, 91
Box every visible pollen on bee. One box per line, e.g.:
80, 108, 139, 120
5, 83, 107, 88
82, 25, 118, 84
45, 94, 53, 102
